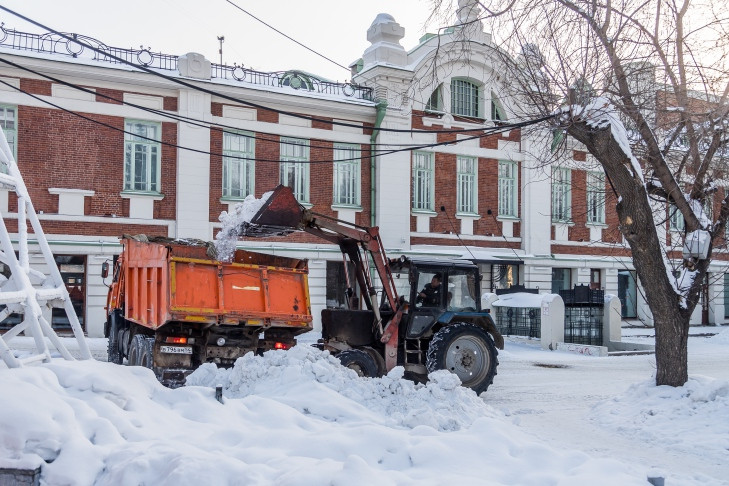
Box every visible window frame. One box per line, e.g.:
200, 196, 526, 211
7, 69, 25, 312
123, 119, 162, 194
222, 130, 255, 199
498, 160, 518, 218
279, 137, 310, 204
412, 151, 435, 212
669, 203, 685, 232
0, 104, 17, 161
426, 84, 444, 112
586, 171, 606, 224
450, 78, 482, 118
456, 156, 478, 215
552, 167, 572, 222
332, 143, 361, 207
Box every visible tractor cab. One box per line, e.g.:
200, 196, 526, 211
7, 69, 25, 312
389, 259, 483, 339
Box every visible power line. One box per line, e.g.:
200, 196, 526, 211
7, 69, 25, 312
224, 0, 351, 74
0, 5, 549, 136
0, 56, 549, 158
0, 78, 541, 166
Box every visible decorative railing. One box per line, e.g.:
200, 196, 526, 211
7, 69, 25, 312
0, 23, 373, 101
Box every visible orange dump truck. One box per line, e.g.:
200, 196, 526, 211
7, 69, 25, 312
104, 236, 312, 386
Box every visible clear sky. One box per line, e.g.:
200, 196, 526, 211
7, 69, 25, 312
0, 0, 442, 82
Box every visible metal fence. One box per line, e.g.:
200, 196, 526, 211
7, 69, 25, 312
494, 306, 541, 338
0, 24, 373, 102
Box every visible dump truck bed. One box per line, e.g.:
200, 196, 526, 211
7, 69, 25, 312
120, 237, 312, 331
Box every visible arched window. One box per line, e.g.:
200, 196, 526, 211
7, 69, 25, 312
426, 84, 443, 111
451, 78, 481, 118
491, 92, 506, 121
280, 71, 314, 91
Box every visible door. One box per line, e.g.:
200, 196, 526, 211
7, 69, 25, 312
617, 270, 637, 318
53, 255, 86, 331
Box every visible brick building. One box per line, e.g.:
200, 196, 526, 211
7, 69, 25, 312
0, 6, 726, 337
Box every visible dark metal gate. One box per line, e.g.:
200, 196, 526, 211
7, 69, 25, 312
560, 285, 604, 345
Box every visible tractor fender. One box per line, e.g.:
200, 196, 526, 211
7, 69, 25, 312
435, 312, 504, 350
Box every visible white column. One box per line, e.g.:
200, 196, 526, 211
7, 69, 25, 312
176, 89, 212, 239
521, 133, 552, 256
375, 115, 412, 250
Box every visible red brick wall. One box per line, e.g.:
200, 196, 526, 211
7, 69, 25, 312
15, 105, 177, 220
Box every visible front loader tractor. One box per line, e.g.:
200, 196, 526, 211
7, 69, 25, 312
241, 185, 504, 394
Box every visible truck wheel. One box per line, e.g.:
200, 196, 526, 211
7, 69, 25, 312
139, 337, 154, 369
426, 322, 499, 394
106, 312, 123, 365
337, 349, 379, 378
129, 334, 148, 367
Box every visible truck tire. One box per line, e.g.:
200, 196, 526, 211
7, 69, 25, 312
106, 312, 123, 365
426, 322, 499, 395
139, 337, 154, 370
337, 349, 379, 378
129, 334, 152, 368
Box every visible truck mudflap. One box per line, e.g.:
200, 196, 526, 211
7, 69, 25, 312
155, 368, 192, 388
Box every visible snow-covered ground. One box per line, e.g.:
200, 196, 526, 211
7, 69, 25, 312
1, 326, 728, 485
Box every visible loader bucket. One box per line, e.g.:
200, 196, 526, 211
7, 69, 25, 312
238, 185, 305, 237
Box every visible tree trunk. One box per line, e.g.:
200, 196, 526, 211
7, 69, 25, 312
567, 121, 692, 386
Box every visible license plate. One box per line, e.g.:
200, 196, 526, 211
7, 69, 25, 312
160, 345, 193, 355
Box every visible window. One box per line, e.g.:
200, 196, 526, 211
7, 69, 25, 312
457, 156, 477, 214
590, 269, 601, 289
223, 131, 255, 198
333, 143, 360, 206
124, 120, 161, 193
451, 78, 481, 118
552, 167, 571, 222
0, 105, 17, 161
669, 203, 684, 232
491, 264, 520, 291
412, 152, 434, 211
426, 84, 443, 111
551, 268, 572, 294
491, 93, 505, 121
280, 137, 309, 203
498, 161, 518, 217
586, 171, 605, 224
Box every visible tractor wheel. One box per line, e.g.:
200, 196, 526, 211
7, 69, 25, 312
106, 312, 123, 365
426, 322, 499, 395
337, 349, 379, 378
361, 346, 386, 376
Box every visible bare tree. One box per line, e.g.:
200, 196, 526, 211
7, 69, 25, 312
427, 0, 729, 386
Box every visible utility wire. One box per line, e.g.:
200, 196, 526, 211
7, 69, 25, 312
224, 0, 351, 74
0, 57, 516, 154
0, 6, 552, 135
0, 57, 550, 159
0, 78, 543, 165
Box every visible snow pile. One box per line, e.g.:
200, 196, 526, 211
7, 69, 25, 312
591, 376, 729, 465
186, 345, 495, 431
0, 348, 651, 485
214, 191, 271, 261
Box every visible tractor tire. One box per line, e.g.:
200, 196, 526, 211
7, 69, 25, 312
337, 349, 379, 378
106, 312, 123, 365
426, 322, 499, 395
361, 346, 386, 377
